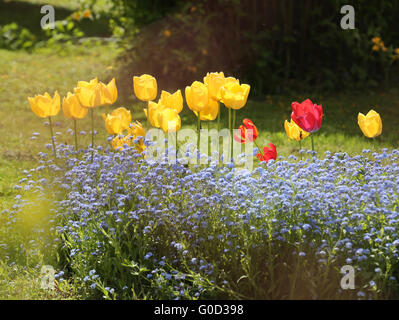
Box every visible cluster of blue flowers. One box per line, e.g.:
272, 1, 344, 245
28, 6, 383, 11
2, 142, 399, 299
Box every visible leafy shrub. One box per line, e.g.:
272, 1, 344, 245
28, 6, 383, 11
0, 23, 36, 51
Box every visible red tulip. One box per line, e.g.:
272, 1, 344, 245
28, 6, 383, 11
234, 118, 259, 143
257, 143, 277, 163
291, 99, 323, 133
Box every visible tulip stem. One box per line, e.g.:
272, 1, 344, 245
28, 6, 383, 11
74, 119, 78, 151
311, 134, 315, 152
207, 121, 210, 157
229, 108, 232, 161
91, 108, 94, 162
299, 140, 302, 160
217, 103, 221, 132
48, 116, 57, 159
197, 112, 201, 152
254, 140, 262, 154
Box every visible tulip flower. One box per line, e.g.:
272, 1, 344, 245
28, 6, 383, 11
101, 78, 118, 105
185, 81, 209, 113
144, 101, 165, 128
62, 92, 88, 120
128, 121, 146, 153
133, 74, 157, 102
62, 92, 88, 150
234, 119, 258, 143
111, 134, 132, 151
28, 91, 60, 118
102, 107, 132, 135
193, 97, 219, 121
159, 108, 181, 133
291, 99, 323, 152
220, 81, 250, 110
74, 78, 103, 108
159, 90, 183, 113
28, 91, 60, 157
284, 119, 310, 141
185, 81, 209, 151
291, 99, 323, 133
358, 109, 382, 138
257, 143, 277, 163
204, 72, 225, 101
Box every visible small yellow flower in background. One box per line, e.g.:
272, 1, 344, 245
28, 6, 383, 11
284, 119, 310, 141
204, 72, 225, 101
102, 107, 132, 135
194, 97, 219, 121
220, 81, 250, 110
358, 109, 382, 138
62, 92, 88, 120
185, 81, 209, 113
159, 108, 181, 133
133, 74, 158, 101
82, 9, 92, 19
75, 77, 103, 108
202, 49, 208, 55
106, 66, 113, 70
188, 66, 197, 73
28, 91, 60, 118
164, 29, 171, 37
371, 36, 387, 52
72, 12, 81, 21
372, 45, 380, 51
372, 37, 382, 45
159, 90, 183, 113
101, 78, 118, 105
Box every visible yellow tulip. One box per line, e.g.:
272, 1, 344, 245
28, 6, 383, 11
28, 91, 60, 118
358, 110, 382, 138
159, 90, 183, 113
133, 74, 157, 101
128, 121, 146, 138
111, 135, 132, 151
220, 81, 250, 110
62, 92, 88, 120
194, 98, 219, 121
102, 107, 132, 135
101, 78, 118, 105
284, 119, 310, 141
128, 121, 146, 153
144, 101, 165, 128
185, 81, 209, 113
159, 108, 181, 133
74, 78, 103, 108
204, 72, 225, 100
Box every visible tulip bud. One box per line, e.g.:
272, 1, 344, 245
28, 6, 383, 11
133, 74, 157, 101
284, 119, 310, 141
185, 81, 209, 113
358, 110, 382, 138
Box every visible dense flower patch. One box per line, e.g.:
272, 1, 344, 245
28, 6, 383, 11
3, 143, 399, 299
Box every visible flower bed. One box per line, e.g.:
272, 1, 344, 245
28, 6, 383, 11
5, 144, 399, 299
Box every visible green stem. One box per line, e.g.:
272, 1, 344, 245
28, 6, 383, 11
197, 112, 201, 152
311, 134, 315, 152
254, 140, 262, 154
74, 119, 78, 151
91, 108, 94, 162
48, 116, 57, 158
299, 140, 302, 160
207, 121, 210, 157
229, 108, 232, 161
217, 102, 221, 132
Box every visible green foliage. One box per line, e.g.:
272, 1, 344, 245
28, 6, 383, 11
0, 23, 36, 51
